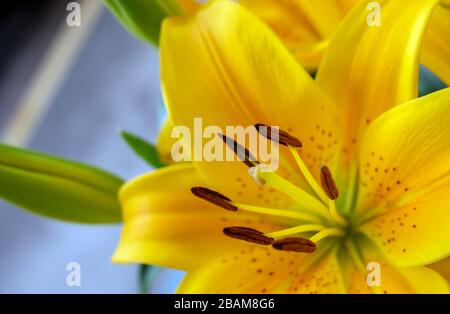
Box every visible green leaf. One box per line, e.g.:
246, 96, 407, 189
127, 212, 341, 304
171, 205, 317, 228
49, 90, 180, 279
103, 0, 182, 46
0, 144, 123, 223
121, 131, 166, 168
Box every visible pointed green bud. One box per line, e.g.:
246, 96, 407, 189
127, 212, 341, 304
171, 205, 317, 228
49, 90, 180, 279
0, 144, 123, 223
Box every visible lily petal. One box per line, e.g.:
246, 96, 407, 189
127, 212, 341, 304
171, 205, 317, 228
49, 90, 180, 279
160, 0, 341, 203
177, 245, 346, 293
156, 118, 178, 165
345, 242, 449, 293
396, 267, 450, 293
177, 244, 307, 293
421, 2, 450, 86
239, 0, 350, 70
429, 257, 450, 283
285, 248, 347, 293
113, 164, 282, 270
358, 88, 450, 267
316, 0, 438, 165
240, 0, 319, 41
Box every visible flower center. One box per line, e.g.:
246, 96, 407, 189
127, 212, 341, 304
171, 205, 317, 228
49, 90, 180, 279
192, 124, 357, 254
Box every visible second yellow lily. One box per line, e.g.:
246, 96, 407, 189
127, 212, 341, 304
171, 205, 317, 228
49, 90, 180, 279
177, 0, 450, 82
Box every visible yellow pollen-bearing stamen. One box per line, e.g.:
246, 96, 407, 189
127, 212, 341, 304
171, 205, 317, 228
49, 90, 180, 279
272, 237, 317, 253
254, 123, 328, 203
223, 226, 273, 245
191, 187, 238, 211
309, 228, 344, 243
231, 202, 322, 224
218, 133, 259, 168
320, 166, 339, 200
192, 186, 322, 223
265, 224, 326, 238
320, 166, 347, 226
249, 164, 331, 220
254, 123, 303, 147
289, 147, 329, 204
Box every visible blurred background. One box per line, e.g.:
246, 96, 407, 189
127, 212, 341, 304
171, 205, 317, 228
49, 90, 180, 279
0, 0, 183, 293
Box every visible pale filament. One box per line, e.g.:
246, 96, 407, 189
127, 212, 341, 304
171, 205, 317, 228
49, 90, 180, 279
265, 224, 326, 238
231, 202, 322, 224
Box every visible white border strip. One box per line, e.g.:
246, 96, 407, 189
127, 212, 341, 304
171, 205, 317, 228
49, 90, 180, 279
1, 0, 103, 147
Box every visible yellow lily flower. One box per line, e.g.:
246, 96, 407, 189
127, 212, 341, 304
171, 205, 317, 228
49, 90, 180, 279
113, 0, 450, 293
171, 0, 450, 83
241, 0, 450, 84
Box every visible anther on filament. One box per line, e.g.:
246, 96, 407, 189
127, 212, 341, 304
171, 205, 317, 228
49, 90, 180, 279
320, 166, 339, 200
320, 166, 347, 226
254, 123, 302, 147
192, 186, 323, 223
191, 187, 238, 211
223, 227, 274, 245
272, 237, 317, 253
218, 133, 259, 167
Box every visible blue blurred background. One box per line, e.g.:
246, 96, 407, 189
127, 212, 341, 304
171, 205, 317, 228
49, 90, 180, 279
0, 1, 183, 293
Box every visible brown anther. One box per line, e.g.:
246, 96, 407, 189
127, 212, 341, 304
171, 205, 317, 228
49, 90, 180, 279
254, 123, 302, 148
320, 166, 339, 200
191, 187, 238, 211
223, 227, 274, 245
218, 133, 259, 168
272, 237, 317, 253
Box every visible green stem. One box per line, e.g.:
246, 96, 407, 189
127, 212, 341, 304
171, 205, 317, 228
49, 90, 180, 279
139, 265, 159, 294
